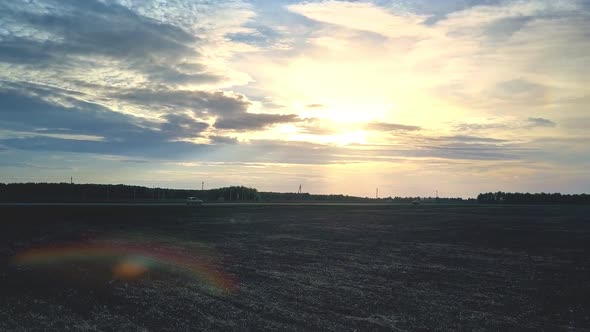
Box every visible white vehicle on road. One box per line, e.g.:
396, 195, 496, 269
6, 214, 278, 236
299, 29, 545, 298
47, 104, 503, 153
186, 197, 203, 206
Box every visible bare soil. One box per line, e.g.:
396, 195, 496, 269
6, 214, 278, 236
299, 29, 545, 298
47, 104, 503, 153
1, 205, 589, 331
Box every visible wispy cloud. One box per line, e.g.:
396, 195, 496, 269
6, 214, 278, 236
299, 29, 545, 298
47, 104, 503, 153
527, 117, 557, 128
368, 122, 422, 132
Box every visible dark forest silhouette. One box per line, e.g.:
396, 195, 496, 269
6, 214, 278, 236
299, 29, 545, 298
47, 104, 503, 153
1, 183, 466, 203
0, 183, 587, 204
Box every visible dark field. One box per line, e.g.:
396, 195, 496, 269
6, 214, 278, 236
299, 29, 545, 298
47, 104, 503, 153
1, 205, 589, 331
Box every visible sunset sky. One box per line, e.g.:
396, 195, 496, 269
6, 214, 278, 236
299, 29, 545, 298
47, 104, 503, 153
0, 0, 588, 197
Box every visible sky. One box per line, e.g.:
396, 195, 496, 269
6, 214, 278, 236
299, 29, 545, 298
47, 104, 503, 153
0, 0, 589, 197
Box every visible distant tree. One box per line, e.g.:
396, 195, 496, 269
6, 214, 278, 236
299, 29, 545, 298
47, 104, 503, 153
477, 192, 589, 205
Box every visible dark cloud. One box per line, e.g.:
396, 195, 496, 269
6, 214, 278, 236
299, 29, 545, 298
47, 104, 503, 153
115, 88, 300, 131
159, 113, 209, 140
146, 65, 222, 85
368, 122, 422, 132
114, 89, 251, 115
0, 0, 217, 86
527, 117, 557, 128
214, 113, 299, 131
20, 0, 193, 57
0, 38, 60, 65
209, 136, 239, 145
0, 84, 213, 158
0, 87, 146, 139
0, 82, 299, 158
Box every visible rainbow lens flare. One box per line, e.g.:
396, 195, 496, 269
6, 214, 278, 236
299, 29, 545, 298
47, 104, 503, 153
13, 240, 237, 293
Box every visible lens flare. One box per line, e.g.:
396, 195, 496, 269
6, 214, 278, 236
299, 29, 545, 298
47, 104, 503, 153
112, 260, 148, 280
13, 241, 236, 293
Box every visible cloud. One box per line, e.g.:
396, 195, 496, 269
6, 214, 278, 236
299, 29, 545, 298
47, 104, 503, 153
0, 38, 60, 65
242, 137, 528, 163
209, 136, 239, 145
454, 122, 511, 132
0, 0, 249, 88
0, 81, 299, 157
159, 114, 210, 140
527, 117, 557, 128
113, 88, 251, 116
260, 98, 286, 109
214, 113, 299, 131
287, 1, 432, 38
368, 122, 422, 132
0, 83, 214, 158
431, 135, 508, 143
276, 0, 590, 127
0, 85, 148, 139
113, 87, 300, 131
0, 161, 72, 170
0, 0, 193, 61
306, 104, 325, 109
20, 0, 194, 57
145, 65, 223, 86
455, 117, 558, 132
298, 126, 338, 136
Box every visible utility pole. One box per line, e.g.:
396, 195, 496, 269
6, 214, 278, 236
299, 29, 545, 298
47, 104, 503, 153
376, 188, 379, 199
202, 181, 204, 191
70, 176, 73, 185
298, 184, 302, 194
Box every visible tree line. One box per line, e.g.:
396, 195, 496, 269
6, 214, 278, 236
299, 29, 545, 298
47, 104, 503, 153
477, 192, 590, 205
0, 182, 474, 203
0, 183, 382, 202
3, 183, 585, 204
0, 183, 259, 203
